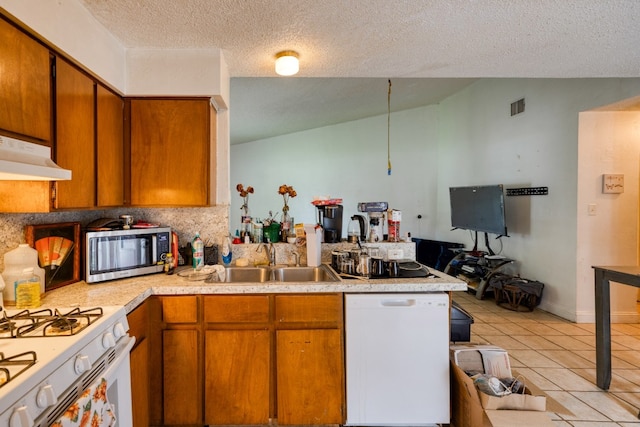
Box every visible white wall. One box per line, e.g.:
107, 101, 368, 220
231, 78, 640, 321
434, 79, 640, 321
577, 111, 640, 323
230, 105, 439, 237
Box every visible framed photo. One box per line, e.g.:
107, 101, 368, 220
25, 222, 81, 291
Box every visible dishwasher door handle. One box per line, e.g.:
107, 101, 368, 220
380, 299, 416, 307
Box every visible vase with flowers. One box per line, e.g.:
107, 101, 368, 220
236, 183, 254, 242
278, 184, 297, 241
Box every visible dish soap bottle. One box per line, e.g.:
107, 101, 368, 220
222, 234, 233, 266
15, 267, 41, 309
192, 232, 204, 269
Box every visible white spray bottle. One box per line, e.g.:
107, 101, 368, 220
222, 234, 233, 266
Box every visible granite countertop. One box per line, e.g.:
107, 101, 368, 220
39, 265, 466, 314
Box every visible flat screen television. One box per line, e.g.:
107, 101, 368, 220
449, 184, 508, 237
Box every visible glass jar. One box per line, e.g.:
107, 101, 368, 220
252, 220, 263, 244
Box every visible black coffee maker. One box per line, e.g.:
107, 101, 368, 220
316, 204, 343, 243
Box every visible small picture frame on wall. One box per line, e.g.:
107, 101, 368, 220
25, 222, 81, 291
602, 174, 624, 194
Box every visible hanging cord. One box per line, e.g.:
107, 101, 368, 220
387, 79, 392, 175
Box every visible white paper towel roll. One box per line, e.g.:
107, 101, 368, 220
304, 224, 323, 267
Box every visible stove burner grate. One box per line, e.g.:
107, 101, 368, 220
0, 320, 16, 332
47, 317, 79, 334
0, 307, 104, 338
0, 351, 37, 387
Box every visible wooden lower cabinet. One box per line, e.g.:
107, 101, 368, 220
163, 329, 201, 425
274, 295, 345, 425
127, 302, 150, 427
149, 294, 344, 426
130, 338, 149, 427
276, 329, 344, 425
147, 296, 202, 427
204, 330, 270, 424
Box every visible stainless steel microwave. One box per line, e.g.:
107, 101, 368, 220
85, 227, 172, 283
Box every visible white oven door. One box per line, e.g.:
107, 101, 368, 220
103, 336, 134, 425
36, 336, 135, 427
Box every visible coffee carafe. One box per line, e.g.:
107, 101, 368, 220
357, 202, 388, 242
347, 215, 367, 243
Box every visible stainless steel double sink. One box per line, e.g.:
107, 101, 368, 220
223, 264, 340, 283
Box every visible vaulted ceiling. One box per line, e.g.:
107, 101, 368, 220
78, 0, 640, 143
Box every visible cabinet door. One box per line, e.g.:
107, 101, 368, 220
0, 181, 51, 213
205, 330, 270, 425
54, 58, 95, 209
275, 294, 342, 325
127, 303, 149, 427
163, 329, 201, 425
204, 295, 270, 323
163, 295, 199, 323
276, 329, 344, 425
0, 17, 51, 141
96, 84, 124, 207
130, 99, 210, 206
130, 337, 149, 427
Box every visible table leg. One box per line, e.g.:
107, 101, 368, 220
594, 268, 612, 390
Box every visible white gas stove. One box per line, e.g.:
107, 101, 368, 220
0, 305, 133, 427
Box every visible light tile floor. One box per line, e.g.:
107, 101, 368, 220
452, 291, 640, 426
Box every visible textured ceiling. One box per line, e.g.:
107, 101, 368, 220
78, 0, 640, 143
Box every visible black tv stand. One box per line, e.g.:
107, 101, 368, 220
470, 231, 496, 256
444, 251, 513, 300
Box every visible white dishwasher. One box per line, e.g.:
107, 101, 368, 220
345, 293, 450, 426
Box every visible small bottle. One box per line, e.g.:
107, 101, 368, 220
253, 219, 263, 244
15, 267, 41, 309
165, 253, 174, 274
192, 232, 204, 269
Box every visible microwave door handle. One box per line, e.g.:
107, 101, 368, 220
136, 237, 149, 267
152, 234, 157, 265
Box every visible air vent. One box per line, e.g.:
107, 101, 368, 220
510, 98, 525, 116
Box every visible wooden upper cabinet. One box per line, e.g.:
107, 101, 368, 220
0, 17, 51, 141
54, 58, 95, 209
129, 98, 212, 206
96, 85, 125, 207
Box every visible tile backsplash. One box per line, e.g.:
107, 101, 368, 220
0, 206, 229, 271
0, 207, 417, 272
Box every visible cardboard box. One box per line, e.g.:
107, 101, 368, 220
450, 344, 512, 378
450, 344, 572, 427
450, 362, 567, 426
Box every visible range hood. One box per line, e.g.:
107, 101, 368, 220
0, 135, 71, 181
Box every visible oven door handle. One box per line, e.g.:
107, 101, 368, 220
121, 334, 135, 352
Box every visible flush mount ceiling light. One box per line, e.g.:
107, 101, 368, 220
275, 50, 299, 76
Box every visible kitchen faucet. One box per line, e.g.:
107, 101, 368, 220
257, 240, 277, 266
